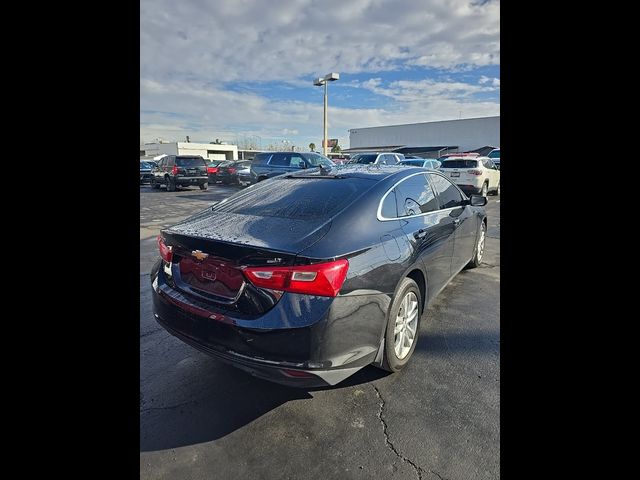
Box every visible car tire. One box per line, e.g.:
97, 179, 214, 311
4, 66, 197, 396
200, 182, 208, 190
481, 182, 488, 197
166, 176, 176, 192
466, 221, 486, 269
380, 277, 422, 372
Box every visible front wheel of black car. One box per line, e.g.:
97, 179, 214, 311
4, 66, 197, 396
199, 182, 208, 190
467, 221, 486, 269
380, 277, 422, 372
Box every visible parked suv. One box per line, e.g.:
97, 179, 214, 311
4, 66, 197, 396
250, 152, 334, 183
488, 148, 500, 169
349, 152, 405, 165
151, 155, 209, 191
439, 156, 500, 196
140, 160, 154, 185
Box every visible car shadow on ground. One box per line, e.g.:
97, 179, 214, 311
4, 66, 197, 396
140, 360, 389, 453
139, 328, 500, 453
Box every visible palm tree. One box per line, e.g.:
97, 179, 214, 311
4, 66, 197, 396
309, 143, 316, 152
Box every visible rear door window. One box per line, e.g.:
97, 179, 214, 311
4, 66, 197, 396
268, 153, 289, 167
176, 157, 205, 167
429, 174, 465, 209
394, 174, 438, 216
380, 189, 398, 218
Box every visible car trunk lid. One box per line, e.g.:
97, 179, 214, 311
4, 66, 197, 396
161, 210, 332, 310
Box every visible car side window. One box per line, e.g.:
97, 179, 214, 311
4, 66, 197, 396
383, 154, 398, 165
268, 153, 289, 167
289, 155, 306, 168
395, 174, 438, 216
380, 189, 398, 218
167, 156, 175, 167
429, 174, 464, 209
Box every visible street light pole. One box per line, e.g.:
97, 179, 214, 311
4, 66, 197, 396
324, 81, 328, 156
314, 72, 339, 157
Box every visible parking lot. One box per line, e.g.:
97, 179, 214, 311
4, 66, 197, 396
140, 183, 500, 480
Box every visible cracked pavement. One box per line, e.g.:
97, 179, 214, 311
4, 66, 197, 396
140, 184, 500, 479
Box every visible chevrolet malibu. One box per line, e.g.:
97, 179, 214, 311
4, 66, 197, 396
151, 165, 488, 387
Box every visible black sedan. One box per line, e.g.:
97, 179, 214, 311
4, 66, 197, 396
217, 160, 253, 185
151, 165, 487, 387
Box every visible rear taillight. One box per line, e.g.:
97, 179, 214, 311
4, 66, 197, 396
467, 169, 482, 175
243, 259, 349, 297
228, 167, 237, 174
157, 235, 173, 262
207, 167, 218, 174
172, 165, 178, 175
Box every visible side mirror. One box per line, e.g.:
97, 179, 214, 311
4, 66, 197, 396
469, 195, 487, 206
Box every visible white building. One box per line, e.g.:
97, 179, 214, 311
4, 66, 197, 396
347, 116, 500, 157
140, 142, 238, 161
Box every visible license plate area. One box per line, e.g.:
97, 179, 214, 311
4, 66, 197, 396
450, 172, 460, 177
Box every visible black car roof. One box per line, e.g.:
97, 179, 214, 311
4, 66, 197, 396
283, 164, 424, 181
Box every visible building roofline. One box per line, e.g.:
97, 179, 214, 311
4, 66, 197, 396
348, 115, 500, 133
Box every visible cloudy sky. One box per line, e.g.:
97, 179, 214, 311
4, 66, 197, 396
140, 0, 499, 150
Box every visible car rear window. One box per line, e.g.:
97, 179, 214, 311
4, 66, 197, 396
212, 177, 374, 220
440, 159, 479, 168
176, 157, 205, 167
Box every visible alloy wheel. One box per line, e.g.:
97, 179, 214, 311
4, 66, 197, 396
394, 291, 419, 359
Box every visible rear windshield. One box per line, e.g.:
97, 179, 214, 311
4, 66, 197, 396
212, 177, 374, 220
399, 160, 425, 166
176, 157, 205, 167
441, 159, 479, 168
351, 154, 378, 164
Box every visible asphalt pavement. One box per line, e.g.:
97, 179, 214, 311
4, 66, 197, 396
140, 182, 500, 480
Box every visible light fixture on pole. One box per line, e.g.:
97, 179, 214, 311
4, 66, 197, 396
313, 72, 339, 156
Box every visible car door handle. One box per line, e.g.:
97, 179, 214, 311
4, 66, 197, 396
414, 229, 427, 239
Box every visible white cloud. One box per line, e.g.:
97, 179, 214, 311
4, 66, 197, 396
140, 0, 500, 148
140, 76, 499, 148
141, 0, 500, 82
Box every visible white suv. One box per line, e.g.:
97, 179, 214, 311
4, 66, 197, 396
439, 156, 500, 196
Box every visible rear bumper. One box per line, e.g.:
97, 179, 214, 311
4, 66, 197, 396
175, 176, 208, 185
150, 260, 387, 387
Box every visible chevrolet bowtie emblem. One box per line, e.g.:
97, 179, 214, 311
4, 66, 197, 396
191, 250, 209, 261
